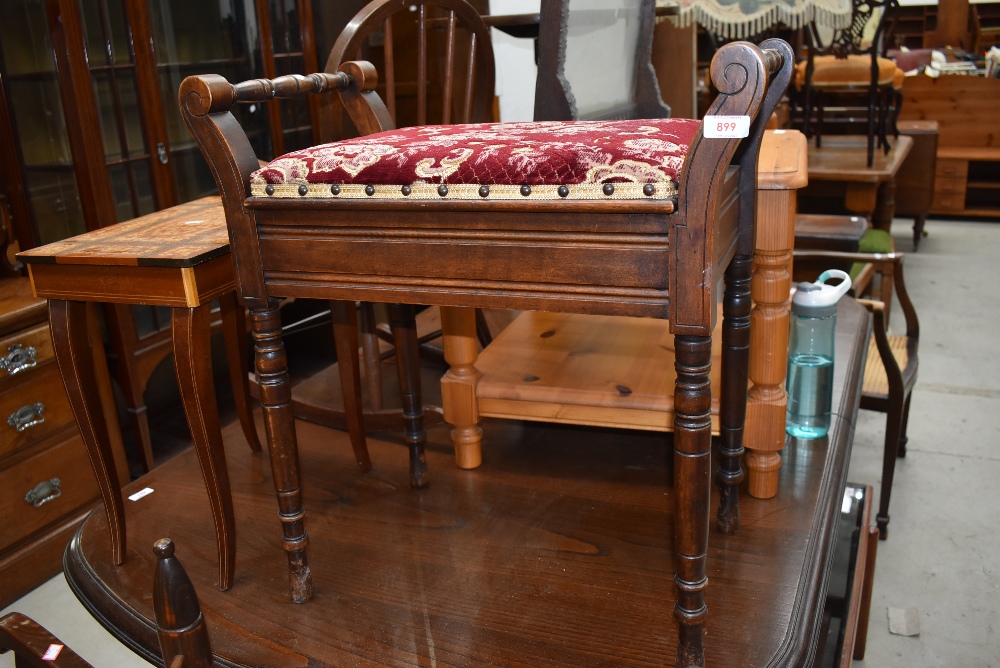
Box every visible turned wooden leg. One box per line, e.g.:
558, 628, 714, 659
388, 303, 428, 488
440, 306, 483, 469
250, 302, 311, 602
358, 302, 383, 412
745, 188, 794, 499
49, 300, 127, 565
330, 300, 371, 472
673, 335, 713, 668
219, 292, 262, 453
172, 302, 236, 590
717, 255, 751, 534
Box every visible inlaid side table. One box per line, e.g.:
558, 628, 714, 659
18, 197, 264, 591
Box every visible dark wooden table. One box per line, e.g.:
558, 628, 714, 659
17, 197, 262, 592
804, 135, 913, 232
63, 299, 869, 666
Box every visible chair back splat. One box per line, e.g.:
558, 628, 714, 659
181, 37, 792, 667
321, 0, 495, 140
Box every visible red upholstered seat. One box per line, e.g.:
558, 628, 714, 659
251, 118, 701, 202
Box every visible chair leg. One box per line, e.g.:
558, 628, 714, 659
717, 254, 751, 534
815, 90, 824, 148
331, 300, 372, 472
876, 389, 906, 540
219, 292, 262, 453
358, 302, 384, 411
897, 393, 913, 458
388, 303, 428, 488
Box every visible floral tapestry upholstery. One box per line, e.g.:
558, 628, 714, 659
250, 119, 701, 202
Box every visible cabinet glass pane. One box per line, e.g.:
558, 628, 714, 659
24, 169, 86, 245
149, 0, 273, 201
93, 71, 147, 160
269, 0, 303, 53
6, 80, 73, 167
80, 0, 134, 67
109, 164, 134, 222
131, 160, 157, 217
0, 0, 56, 76
93, 73, 126, 161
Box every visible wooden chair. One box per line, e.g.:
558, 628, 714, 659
289, 0, 497, 427
179, 35, 792, 666
796, 250, 919, 540
0, 539, 211, 667
795, 0, 903, 167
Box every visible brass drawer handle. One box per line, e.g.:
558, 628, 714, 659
7, 402, 45, 432
24, 478, 62, 508
0, 343, 38, 375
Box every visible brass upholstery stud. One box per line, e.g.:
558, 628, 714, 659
557, 185, 569, 198
478, 185, 490, 198
264, 184, 275, 196
520, 185, 531, 197
643, 183, 655, 197
438, 184, 449, 197
401, 185, 412, 196
365, 185, 376, 196
330, 184, 341, 195
297, 184, 308, 196
602, 183, 615, 196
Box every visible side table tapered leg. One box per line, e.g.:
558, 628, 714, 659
219, 292, 262, 453
49, 299, 127, 565
673, 334, 713, 668
172, 302, 236, 590
251, 301, 311, 603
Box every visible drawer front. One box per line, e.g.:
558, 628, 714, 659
0, 434, 99, 551
935, 159, 968, 179
0, 323, 54, 387
932, 192, 966, 212
933, 176, 967, 197
0, 364, 77, 460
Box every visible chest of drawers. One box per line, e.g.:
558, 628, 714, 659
0, 277, 102, 606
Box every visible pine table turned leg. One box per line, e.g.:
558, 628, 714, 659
745, 184, 795, 499
250, 302, 311, 603
441, 306, 483, 470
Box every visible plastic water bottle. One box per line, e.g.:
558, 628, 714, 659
786, 269, 852, 439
